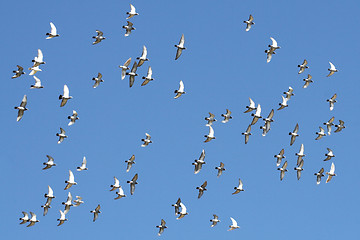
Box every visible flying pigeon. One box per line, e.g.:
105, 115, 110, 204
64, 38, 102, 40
244, 14, 255, 31
126, 4, 139, 19
323, 117, 335, 135
73, 196, 84, 207
46, 22, 59, 39
19, 212, 30, 225
221, 109, 232, 123
303, 74, 313, 88
327, 62, 338, 77
125, 155, 136, 172
278, 161, 288, 181
110, 177, 120, 191
261, 109, 274, 136
14, 95, 28, 122
324, 148, 335, 161
126, 61, 138, 87
127, 173, 138, 195
265, 37, 280, 63
141, 66, 154, 86
175, 34, 186, 60
137, 46, 149, 67
204, 125, 215, 143
176, 202, 188, 220
295, 144, 305, 166
64, 170, 77, 190
205, 112, 217, 126
68, 110, 79, 126
59, 84, 72, 107
41, 201, 51, 216
193, 149, 205, 174
289, 123, 299, 146
92, 30, 105, 45
141, 133, 152, 147
283, 87, 294, 100
315, 127, 326, 140
250, 104, 262, 125
119, 58, 131, 80
57, 210, 67, 226
174, 80, 186, 99
215, 162, 225, 177
90, 205, 101, 222
62, 192, 73, 214
44, 185, 55, 200
294, 160, 304, 180
30, 76, 44, 89
326, 93, 337, 111
228, 217, 240, 231
334, 120, 345, 133
210, 214, 220, 227
27, 212, 39, 227
77, 156, 88, 171
232, 178, 245, 195
278, 96, 288, 110
31, 49, 46, 66
115, 186, 126, 200
43, 155, 56, 170
315, 168, 325, 185
92, 73, 104, 88
123, 21, 135, 37
156, 219, 167, 236
242, 125, 252, 144
298, 59, 309, 74
196, 181, 207, 199
326, 162, 336, 183
56, 127, 67, 144
12, 65, 25, 79
172, 198, 181, 216
244, 98, 256, 113
274, 149, 285, 167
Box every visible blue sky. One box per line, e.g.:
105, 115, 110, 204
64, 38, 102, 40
2, 0, 359, 239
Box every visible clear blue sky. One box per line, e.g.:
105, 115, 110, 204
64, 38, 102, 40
2, 0, 359, 239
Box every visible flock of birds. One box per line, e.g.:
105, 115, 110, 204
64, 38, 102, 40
13, 4, 345, 235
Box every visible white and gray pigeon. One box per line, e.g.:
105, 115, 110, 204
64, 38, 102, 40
137, 46, 149, 67
43, 155, 56, 170
12, 65, 25, 79
278, 96, 288, 110
244, 97, 256, 113
327, 94, 337, 111
232, 178, 245, 195
265, 37, 280, 63
110, 177, 120, 191
64, 170, 77, 190
127, 173, 138, 195
46, 22, 59, 39
119, 58, 131, 80
31, 49, 46, 66
289, 123, 299, 146
172, 198, 181, 216
205, 112, 217, 126
295, 144, 305, 166
68, 110, 79, 126
141, 133, 152, 147
334, 120, 346, 133
73, 196, 84, 207
92, 30, 105, 45
283, 87, 294, 100
126, 4, 139, 19
176, 202, 188, 220
242, 125, 252, 144
228, 217, 240, 231
27, 212, 39, 227
323, 117, 335, 135
57, 210, 67, 226
44, 185, 55, 200
215, 162, 225, 177
324, 148, 335, 161
41, 201, 51, 216
56, 127, 67, 144
59, 84, 72, 107
174, 80, 185, 99
28, 65, 42, 76
90, 205, 101, 222
327, 62, 338, 77
204, 125, 215, 143
210, 214, 220, 227
294, 160, 304, 180
92, 73, 104, 88
141, 66, 154, 86
315, 127, 326, 140
126, 61, 138, 87
30, 76, 44, 89
315, 168, 325, 185
62, 192, 73, 214
274, 149, 285, 167
326, 162, 336, 183
278, 161, 288, 181
196, 181, 207, 199
303, 74, 313, 88
19, 212, 30, 224
221, 109, 232, 123
115, 186, 126, 200
175, 34, 186, 60
77, 156, 88, 171
250, 104, 262, 125
14, 95, 28, 122
261, 109, 274, 136
156, 219, 167, 236
193, 149, 206, 174
298, 59, 309, 74
125, 155, 135, 172
244, 14, 255, 31
123, 21, 135, 37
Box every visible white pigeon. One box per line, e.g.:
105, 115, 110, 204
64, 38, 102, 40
125, 155, 136, 172
315, 127, 326, 140
174, 80, 186, 99
59, 84, 72, 107
323, 116, 335, 135
90, 205, 101, 222
278, 96, 288, 110
193, 149, 205, 174
30, 76, 43, 89
289, 123, 299, 146
324, 148, 335, 161
12, 65, 25, 79
244, 14, 255, 31
43, 155, 56, 170
14, 95, 28, 122
327, 62, 338, 77
92, 30, 105, 45
56, 127, 67, 144
176, 202, 188, 220
175, 34, 186, 60
27, 212, 39, 227
204, 125, 215, 143
19, 212, 30, 224
141, 66, 154, 86
64, 170, 77, 190
68, 110, 79, 126
136, 46, 149, 67
126, 4, 139, 19
221, 109, 232, 123
298, 59, 309, 74
244, 97, 256, 113
327, 93, 337, 111
62, 192, 73, 214
303, 74, 313, 88
32, 49, 46, 66
77, 156, 88, 171
126, 61, 138, 87
215, 162, 225, 177
265, 37, 280, 63
141, 133, 152, 147
123, 21, 135, 37
156, 219, 167, 236
242, 125, 252, 144
277, 161, 288, 181
73, 196, 84, 207
326, 162, 336, 183
28, 65, 42, 75
205, 112, 217, 126
92, 72, 104, 88
274, 149, 285, 167
250, 104, 262, 125
295, 144, 305, 166
57, 210, 67, 226
283, 87, 294, 100
46, 22, 60, 39
119, 58, 131, 80
210, 214, 220, 227
110, 177, 120, 191
228, 217, 240, 231
115, 186, 126, 200
44, 185, 55, 199
294, 159, 304, 180
232, 178, 245, 194
315, 168, 325, 185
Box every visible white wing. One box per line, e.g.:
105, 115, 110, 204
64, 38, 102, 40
48, 185, 53, 196
179, 34, 185, 47
255, 104, 261, 116
299, 144, 304, 155
330, 162, 335, 174
114, 177, 119, 186
329, 62, 336, 70
33, 76, 41, 85
63, 85, 70, 98
281, 95, 287, 105
179, 80, 184, 92
180, 202, 187, 213
141, 45, 147, 58
37, 49, 43, 62
230, 217, 238, 227
50, 22, 57, 35
249, 98, 255, 108
69, 170, 74, 182
270, 37, 278, 47
130, 4, 136, 13
147, 66, 152, 78
208, 125, 214, 137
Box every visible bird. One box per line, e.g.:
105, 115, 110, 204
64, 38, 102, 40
242, 125, 252, 144
204, 125, 215, 143
44, 185, 55, 199
67, 110, 79, 126
277, 161, 288, 181
221, 109, 232, 123
77, 156, 88, 171
326, 93, 337, 111
315, 127, 326, 140
137, 46, 149, 67
274, 149, 285, 167
174, 80, 186, 99
125, 155, 135, 172
244, 14, 255, 31
119, 58, 131, 80
19, 212, 30, 224
172, 198, 181, 216
295, 144, 305, 166
156, 219, 167, 236
27, 212, 39, 227
141, 66, 154, 86
232, 178, 245, 195
62, 192, 73, 214
196, 181, 207, 199
127, 173, 138, 195
115, 186, 126, 200
315, 168, 325, 185
73, 196, 84, 207
57, 210, 67, 226
59, 84, 72, 107
126, 61, 138, 87
43, 155, 56, 170
92, 73, 104, 88
126, 4, 139, 19
12, 65, 25, 79
40, 202, 51, 217
110, 177, 120, 191
205, 112, 217, 126
193, 149, 206, 174
90, 205, 101, 222
334, 120, 346, 133
294, 160, 304, 180
175, 34, 186, 60
261, 109, 275, 136
64, 170, 77, 190
28, 65, 42, 75
289, 123, 299, 146
250, 104, 262, 125
265, 37, 280, 63
244, 98, 256, 113
215, 162, 225, 177
323, 117, 335, 135
92, 30, 105, 45
176, 202, 188, 220
123, 21, 135, 37
303, 74, 313, 88
14, 95, 28, 122
326, 162, 336, 183
324, 148, 335, 161
298, 59, 309, 74
31, 49, 46, 66
283, 87, 294, 100
278, 96, 288, 110
210, 214, 220, 227
46, 22, 59, 39
30, 76, 44, 89
56, 127, 67, 144
327, 61, 338, 77
228, 217, 240, 231
141, 133, 152, 147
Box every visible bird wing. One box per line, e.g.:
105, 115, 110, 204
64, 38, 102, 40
69, 170, 74, 182
294, 123, 299, 133
201, 181, 207, 188
95, 204, 101, 212
270, 37, 278, 47
20, 95, 27, 107
199, 149, 205, 161
175, 48, 183, 60
132, 173, 138, 181
208, 125, 214, 137
131, 61, 138, 73
96, 30, 103, 36
179, 34, 185, 47
124, 57, 131, 67
180, 202, 187, 213
299, 144, 304, 155
48, 185, 53, 196
331, 94, 337, 101
249, 14, 254, 21
249, 97, 255, 108
60, 127, 66, 135
330, 162, 335, 174
50, 22, 57, 35
37, 49, 44, 62
239, 178, 243, 188
245, 134, 249, 144
179, 80, 184, 92
129, 75, 135, 87
141, 45, 147, 58
63, 85, 70, 98
230, 217, 237, 227
147, 66, 152, 78
329, 61, 336, 70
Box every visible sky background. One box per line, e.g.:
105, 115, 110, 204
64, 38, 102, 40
1, 0, 359, 239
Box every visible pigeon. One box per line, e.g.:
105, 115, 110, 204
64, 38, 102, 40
126, 4, 139, 19
28, 65, 42, 75
228, 217, 240, 231
265, 37, 280, 63
315, 168, 325, 185
294, 160, 304, 180
12, 65, 25, 79
250, 104, 262, 125
215, 162, 225, 177
41, 202, 51, 216
68, 110, 79, 126
137, 46, 149, 67
123, 21, 135, 37
232, 178, 245, 195
62, 192, 73, 214
242, 125, 252, 144
73, 196, 84, 207
90, 205, 101, 222
326, 162, 336, 183
141, 133, 152, 147
156, 219, 167, 236
327, 62, 338, 77
274, 149, 285, 167
244, 14, 255, 31
64, 170, 77, 190
126, 61, 138, 87
315, 127, 326, 140
323, 117, 335, 135
110, 177, 120, 191
277, 161, 288, 181
278, 96, 288, 110
324, 148, 335, 161
127, 173, 138, 195
43, 155, 56, 170
205, 112, 217, 126
263, 109, 275, 124
56, 127, 67, 144
125, 155, 136, 172
92, 73, 104, 88
14, 95, 28, 122
30, 76, 44, 89
31, 49, 46, 66
77, 156, 88, 171
27, 212, 39, 227
114, 186, 126, 200
119, 58, 131, 80
196, 181, 207, 199
210, 214, 220, 227
57, 210, 67, 226
59, 84, 72, 107
46, 22, 59, 39
244, 98, 256, 113
44, 185, 55, 199
176, 202, 188, 220
298, 59, 309, 74
172, 198, 181, 216
261, 109, 274, 136
141, 66, 154, 86
289, 123, 299, 146
193, 149, 205, 174
175, 34, 186, 60
303, 74, 313, 88
221, 109, 232, 123
295, 144, 305, 166
334, 120, 345, 133
19, 212, 30, 224
92, 30, 105, 45
283, 87, 294, 100
204, 125, 215, 143
174, 80, 186, 99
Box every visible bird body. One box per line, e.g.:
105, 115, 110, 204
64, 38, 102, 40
127, 173, 138, 195
126, 4, 139, 19
289, 123, 299, 146
204, 125, 215, 142
221, 109, 232, 123
64, 170, 77, 190
175, 34, 186, 60
141, 133, 152, 147
14, 95, 28, 122
232, 178, 244, 194
210, 214, 220, 227
92, 30, 105, 44
46, 22, 59, 39
137, 46, 149, 67
123, 21, 135, 36
277, 161, 288, 181
12, 65, 25, 79
174, 80, 185, 99
56, 127, 67, 144
298, 59, 309, 74
92, 72, 104, 88
326, 162, 336, 183
90, 205, 101, 222
141, 66, 154, 86
77, 156, 88, 171
242, 125, 252, 144
228, 217, 240, 231
244, 14, 255, 31
59, 85, 73, 107
327, 62, 338, 77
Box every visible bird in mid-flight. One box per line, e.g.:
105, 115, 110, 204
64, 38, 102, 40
127, 173, 138, 195
123, 21, 135, 37
126, 4, 139, 19
126, 61, 138, 87
68, 110, 79, 126
56, 127, 67, 144
232, 178, 244, 195
175, 34, 186, 60
315, 168, 325, 185
204, 125, 215, 143
196, 181, 208, 199
298, 59, 309, 74
59, 85, 72, 107
12, 65, 25, 79
324, 148, 335, 161
244, 97, 256, 113
43, 155, 56, 170
244, 14, 255, 31
92, 30, 105, 45
119, 58, 131, 80
221, 109, 232, 123
215, 162, 225, 177
92, 73, 104, 88
210, 214, 220, 227
156, 219, 167, 236
14, 95, 28, 122
64, 170, 77, 190
327, 93, 337, 111
46, 22, 59, 39
174, 80, 185, 99
141, 133, 152, 147
327, 61, 338, 77
137, 45, 149, 67
228, 217, 240, 231
278, 161, 288, 181
326, 162, 336, 183
205, 112, 216, 126
141, 66, 154, 86
265, 37, 280, 63
289, 123, 299, 146
90, 205, 101, 222
242, 125, 252, 144
77, 156, 88, 171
